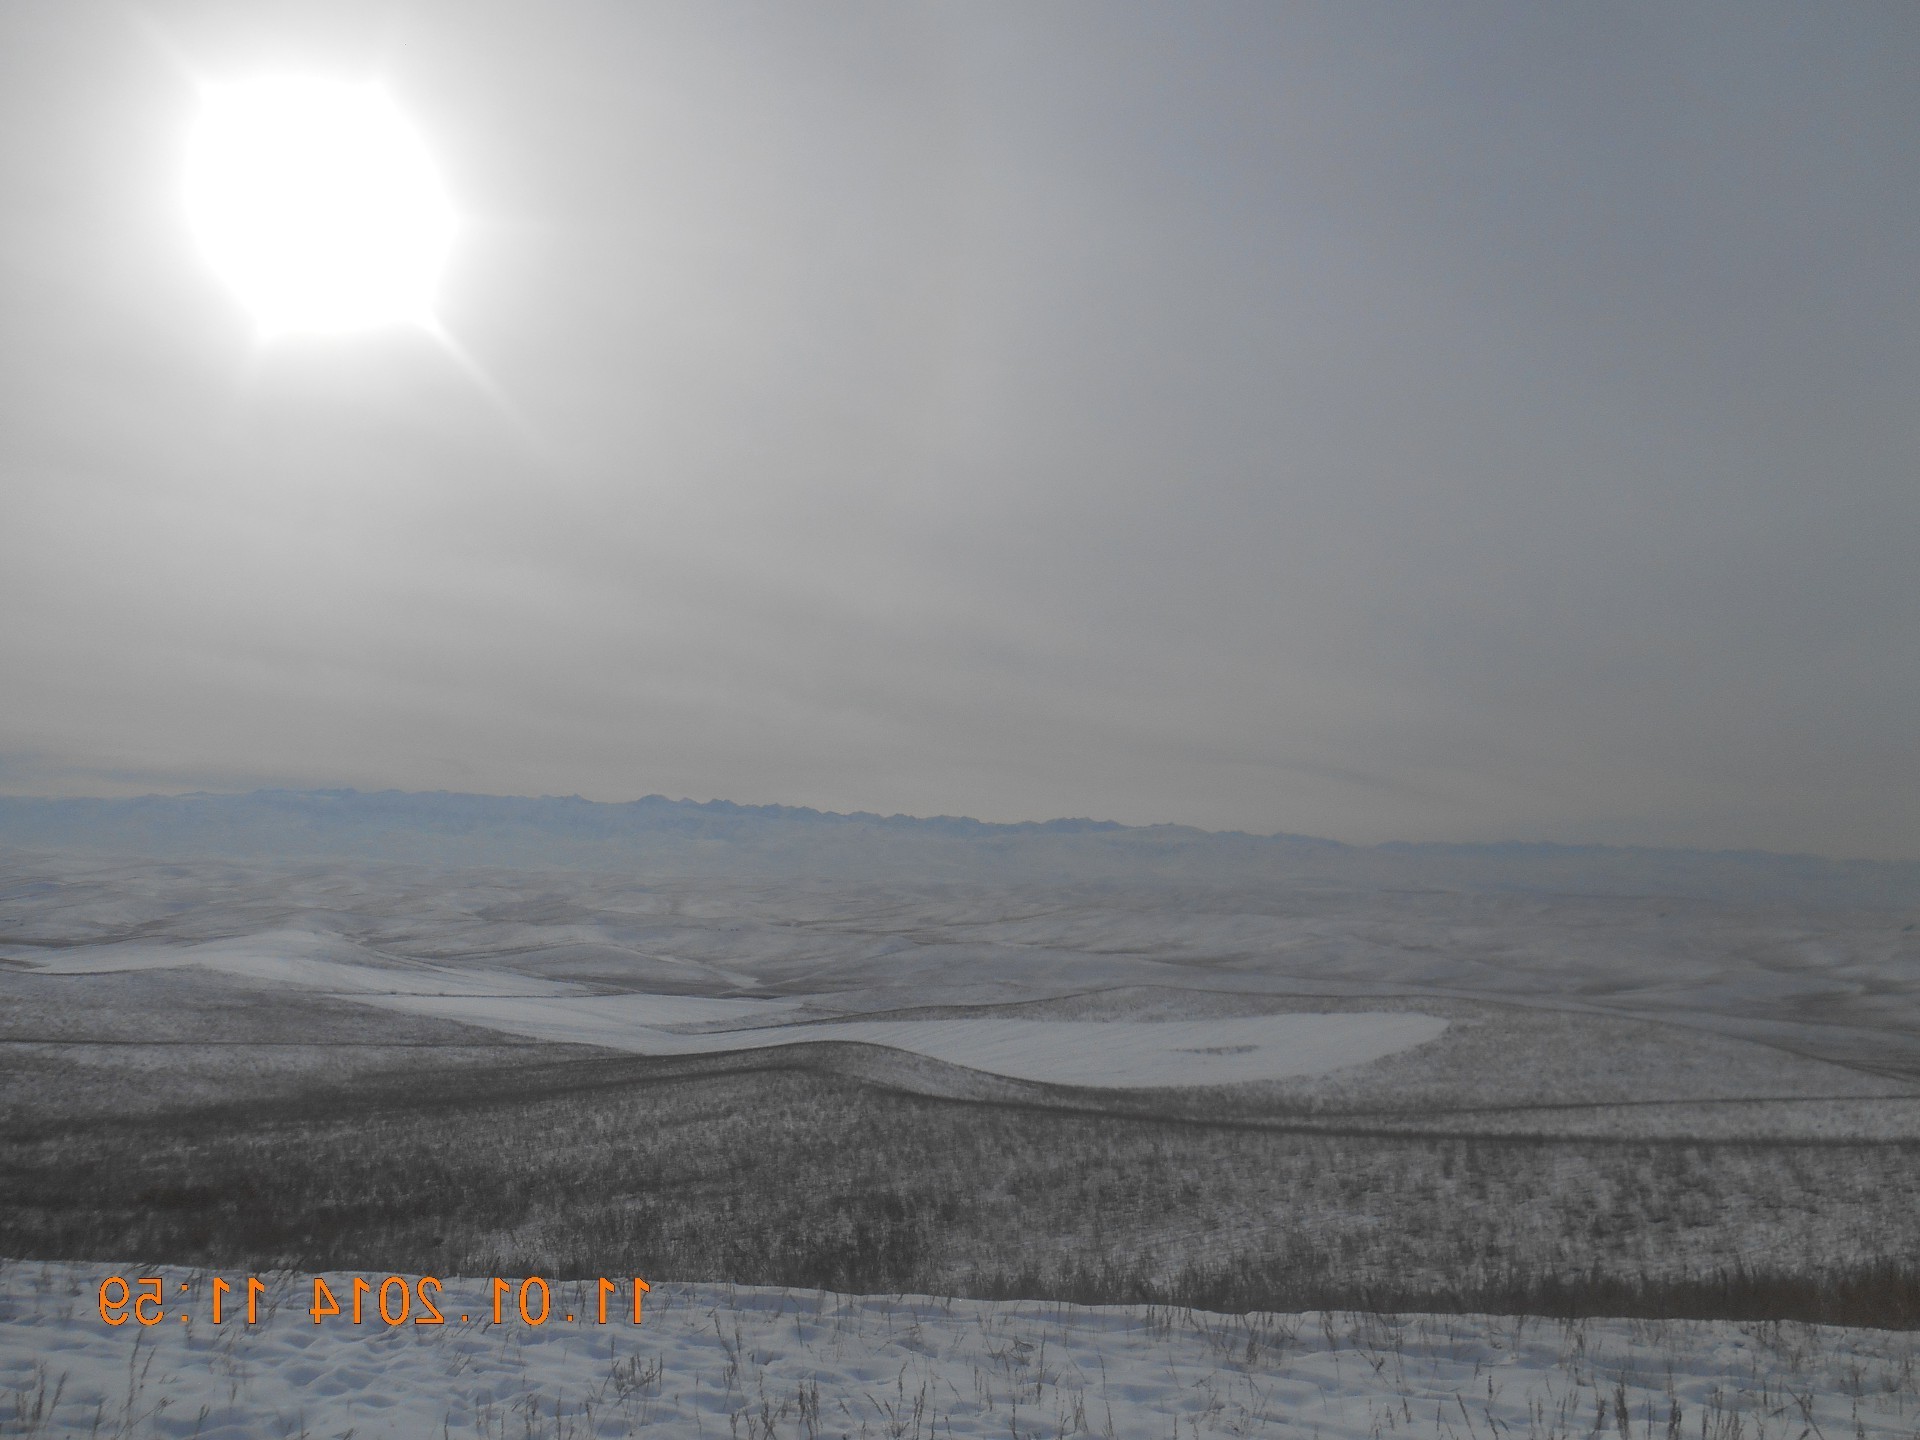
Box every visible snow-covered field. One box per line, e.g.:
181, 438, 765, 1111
14, 930, 591, 998
9, 933, 1447, 1088
349, 994, 1448, 1087
9, 850, 1920, 1085
8, 838, 1920, 1426
7, 851, 1918, 1127
6, 1259, 1918, 1440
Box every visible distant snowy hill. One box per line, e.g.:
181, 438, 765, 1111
0, 788, 1915, 907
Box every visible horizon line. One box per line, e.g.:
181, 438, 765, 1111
1, 784, 1914, 870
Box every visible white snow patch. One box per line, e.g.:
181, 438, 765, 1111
12, 930, 587, 997
357, 989, 802, 1036
348, 995, 1446, 1087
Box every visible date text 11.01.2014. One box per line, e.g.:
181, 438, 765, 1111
97, 1275, 651, 1328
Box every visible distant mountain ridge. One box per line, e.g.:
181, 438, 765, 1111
0, 788, 1915, 908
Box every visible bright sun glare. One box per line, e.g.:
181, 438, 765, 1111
184, 77, 455, 336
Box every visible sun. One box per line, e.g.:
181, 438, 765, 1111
184, 77, 456, 337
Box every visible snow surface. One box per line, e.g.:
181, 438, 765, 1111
348, 994, 1447, 1087
14, 930, 588, 998
8, 845, 1920, 1078
4, 1260, 1915, 1440
11, 930, 1445, 1089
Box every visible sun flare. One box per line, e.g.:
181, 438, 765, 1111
184, 77, 455, 336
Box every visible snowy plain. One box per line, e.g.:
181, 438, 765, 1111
7, 796, 1920, 1435
334, 996, 1450, 1088
9, 930, 1448, 1088
8, 1259, 1920, 1440
15, 931, 590, 998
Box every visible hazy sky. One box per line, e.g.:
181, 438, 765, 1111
1, 1, 1916, 858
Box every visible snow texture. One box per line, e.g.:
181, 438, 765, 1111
347, 994, 1448, 1087
4, 1260, 1916, 1439
17, 930, 586, 997
10, 938, 1444, 1089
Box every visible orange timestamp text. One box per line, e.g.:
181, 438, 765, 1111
98, 1274, 650, 1328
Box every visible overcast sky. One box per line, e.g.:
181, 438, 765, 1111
1, 1, 1915, 858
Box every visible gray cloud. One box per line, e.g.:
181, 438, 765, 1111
1, 0, 1915, 857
